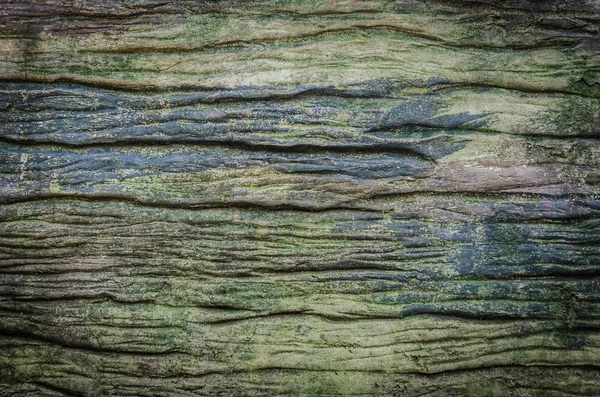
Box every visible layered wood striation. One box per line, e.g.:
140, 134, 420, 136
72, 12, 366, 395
0, 0, 599, 396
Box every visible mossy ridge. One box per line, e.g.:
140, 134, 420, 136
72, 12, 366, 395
1, 198, 598, 322
5, 35, 597, 95
5, 0, 599, 52
2, 0, 599, 96
0, 314, 597, 375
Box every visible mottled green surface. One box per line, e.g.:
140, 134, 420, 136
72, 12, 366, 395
0, 0, 599, 396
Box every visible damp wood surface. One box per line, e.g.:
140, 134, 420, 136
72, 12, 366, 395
0, 0, 599, 396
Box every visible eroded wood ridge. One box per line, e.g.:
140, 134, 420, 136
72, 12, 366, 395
0, 0, 599, 396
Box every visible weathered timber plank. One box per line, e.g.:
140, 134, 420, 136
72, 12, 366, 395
0, 0, 599, 395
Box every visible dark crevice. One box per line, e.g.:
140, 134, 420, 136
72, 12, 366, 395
1, 191, 598, 213
0, 136, 438, 162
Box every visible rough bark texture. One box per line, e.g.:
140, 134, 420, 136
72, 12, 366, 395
0, 0, 599, 396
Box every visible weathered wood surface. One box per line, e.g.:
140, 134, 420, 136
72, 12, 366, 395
0, 0, 599, 395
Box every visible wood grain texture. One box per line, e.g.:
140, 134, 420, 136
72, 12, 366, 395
0, 0, 599, 396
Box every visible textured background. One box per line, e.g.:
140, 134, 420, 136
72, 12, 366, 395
0, 0, 599, 395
